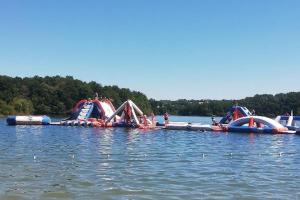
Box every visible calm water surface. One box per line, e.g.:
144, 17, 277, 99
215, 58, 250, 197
1, 116, 300, 200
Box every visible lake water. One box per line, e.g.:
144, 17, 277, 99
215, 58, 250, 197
1, 116, 300, 200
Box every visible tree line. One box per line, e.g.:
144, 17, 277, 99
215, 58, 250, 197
0, 75, 299, 117
0, 75, 152, 116
150, 92, 300, 117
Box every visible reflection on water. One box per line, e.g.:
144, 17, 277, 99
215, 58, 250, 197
1, 117, 300, 199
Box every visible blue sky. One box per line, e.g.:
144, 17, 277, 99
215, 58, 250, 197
0, 0, 299, 100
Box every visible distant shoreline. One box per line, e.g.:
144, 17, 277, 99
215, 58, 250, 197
0, 75, 299, 117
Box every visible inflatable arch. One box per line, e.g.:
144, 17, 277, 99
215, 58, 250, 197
228, 116, 289, 134
106, 100, 153, 128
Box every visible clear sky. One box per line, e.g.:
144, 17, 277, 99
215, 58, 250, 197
0, 0, 299, 100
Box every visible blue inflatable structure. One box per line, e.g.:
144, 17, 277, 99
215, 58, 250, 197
219, 106, 252, 124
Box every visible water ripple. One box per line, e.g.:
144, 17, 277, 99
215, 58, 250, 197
1, 117, 300, 199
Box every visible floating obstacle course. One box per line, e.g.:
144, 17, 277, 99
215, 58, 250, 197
165, 105, 251, 132
165, 106, 297, 134
58, 98, 155, 128
6, 99, 300, 134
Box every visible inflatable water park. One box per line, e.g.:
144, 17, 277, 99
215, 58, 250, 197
7, 97, 156, 129
6, 97, 300, 134
165, 106, 299, 134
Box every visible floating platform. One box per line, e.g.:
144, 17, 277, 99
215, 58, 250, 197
49, 122, 61, 125
165, 122, 212, 131
5, 103, 300, 135
7, 115, 51, 126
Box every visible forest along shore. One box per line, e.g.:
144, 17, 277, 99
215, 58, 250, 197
0, 75, 299, 117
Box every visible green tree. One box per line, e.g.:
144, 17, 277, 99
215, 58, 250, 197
0, 100, 15, 115
10, 97, 34, 114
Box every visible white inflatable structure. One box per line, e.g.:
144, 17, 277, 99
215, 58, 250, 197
229, 116, 285, 129
7, 115, 51, 125
98, 101, 116, 119
106, 100, 152, 127
275, 113, 300, 131
227, 116, 293, 134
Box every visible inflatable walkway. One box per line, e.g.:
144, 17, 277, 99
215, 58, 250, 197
165, 122, 214, 131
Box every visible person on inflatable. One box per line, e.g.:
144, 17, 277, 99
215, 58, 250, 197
143, 115, 148, 126
211, 116, 218, 126
94, 92, 99, 100
139, 116, 144, 124
124, 103, 132, 125
151, 112, 156, 125
285, 112, 290, 125
164, 112, 169, 124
